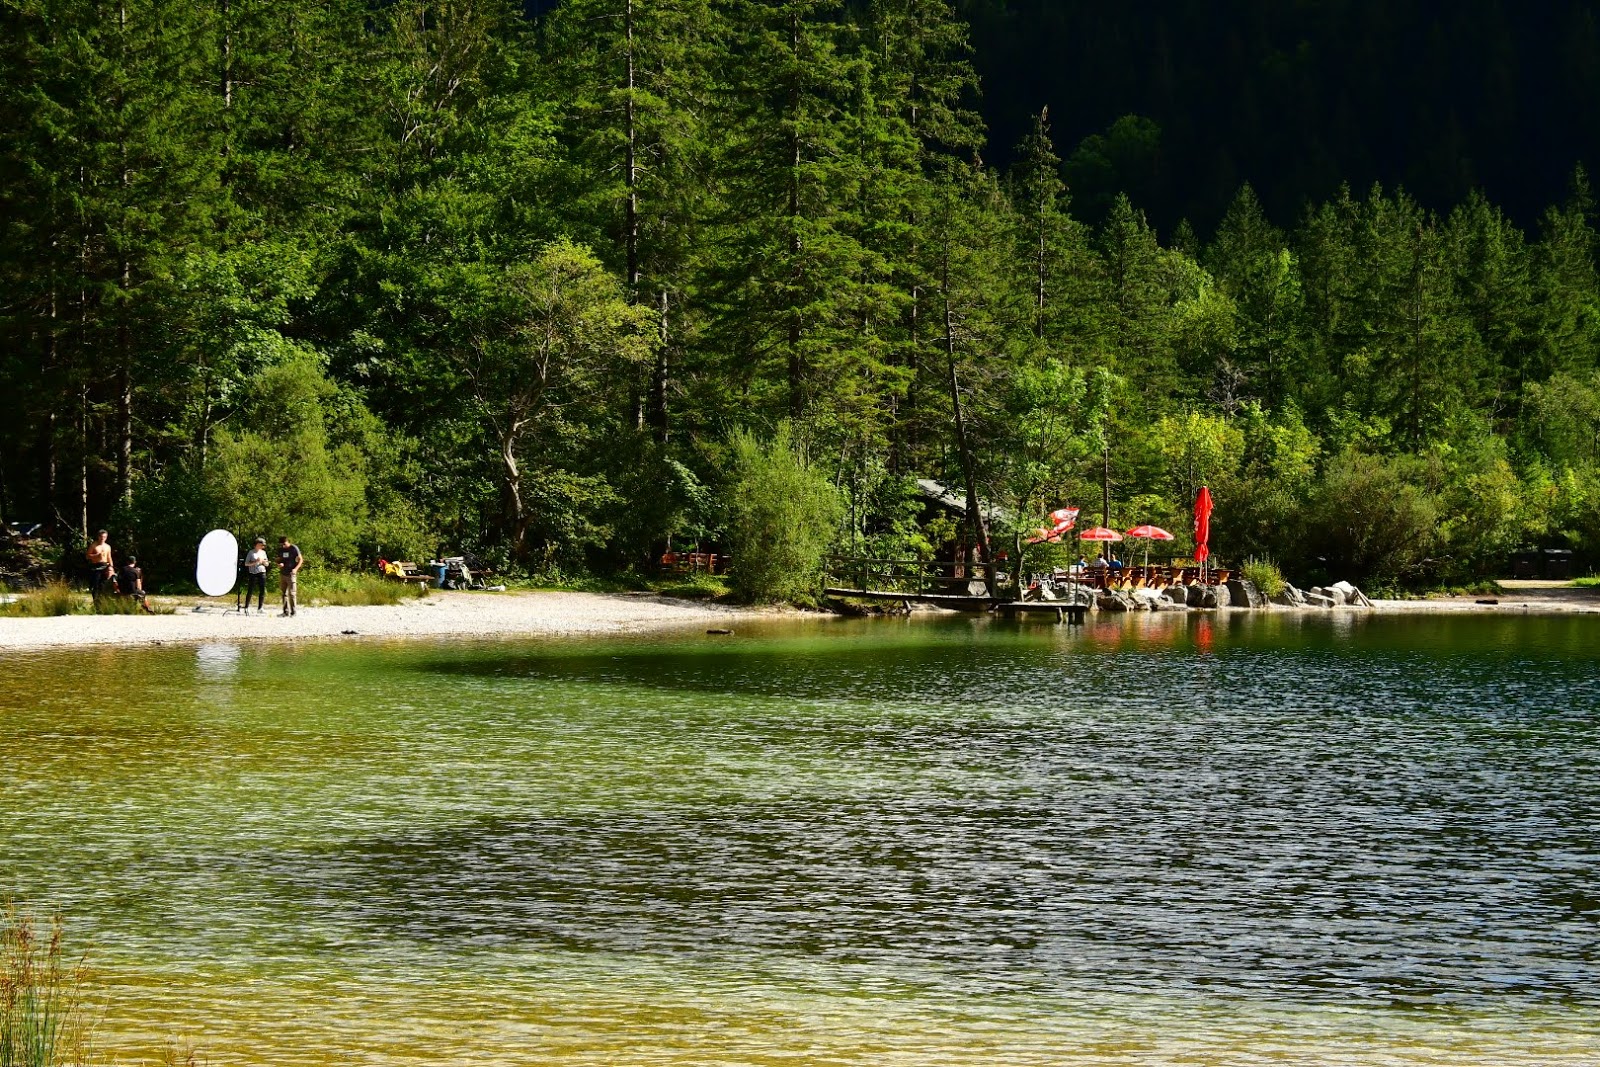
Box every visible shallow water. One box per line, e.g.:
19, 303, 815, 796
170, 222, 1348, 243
2, 612, 1597, 1065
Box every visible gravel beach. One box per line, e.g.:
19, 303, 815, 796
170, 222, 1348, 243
0, 589, 800, 650
2, 580, 1595, 651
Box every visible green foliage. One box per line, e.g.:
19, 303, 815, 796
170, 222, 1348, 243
1240, 558, 1286, 599
1302, 450, 1440, 583
300, 571, 429, 607
722, 425, 844, 603
206, 356, 368, 568
4, 1, 1600, 593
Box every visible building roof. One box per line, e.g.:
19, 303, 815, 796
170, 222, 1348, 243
915, 479, 1009, 525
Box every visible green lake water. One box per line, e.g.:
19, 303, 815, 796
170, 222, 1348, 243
1, 612, 1597, 1065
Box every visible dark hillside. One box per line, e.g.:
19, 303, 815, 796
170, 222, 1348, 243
962, 0, 1600, 231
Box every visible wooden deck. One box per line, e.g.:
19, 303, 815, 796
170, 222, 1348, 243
823, 588, 995, 611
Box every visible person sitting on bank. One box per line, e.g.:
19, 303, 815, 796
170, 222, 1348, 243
85, 529, 113, 599
116, 555, 155, 613
243, 536, 270, 614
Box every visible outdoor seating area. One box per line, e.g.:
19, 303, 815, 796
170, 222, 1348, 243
377, 553, 488, 589
1046, 564, 1231, 592
658, 550, 726, 575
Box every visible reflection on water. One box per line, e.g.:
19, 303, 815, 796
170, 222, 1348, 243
194, 642, 242, 679
1, 613, 1597, 1065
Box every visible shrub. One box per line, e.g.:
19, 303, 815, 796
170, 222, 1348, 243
722, 424, 844, 603
1240, 558, 1286, 598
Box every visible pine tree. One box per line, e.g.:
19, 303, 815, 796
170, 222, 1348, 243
1207, 183, 1302, 408
546, 0, 723, 443
709, 0, 892, 432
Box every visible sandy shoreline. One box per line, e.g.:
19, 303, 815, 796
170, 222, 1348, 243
0, 589, 803, 650
2, 580, 1596, 651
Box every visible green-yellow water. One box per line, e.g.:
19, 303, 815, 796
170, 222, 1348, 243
2, 612, 1597, 1065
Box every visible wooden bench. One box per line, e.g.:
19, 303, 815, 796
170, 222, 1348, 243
382, 561, 437, 586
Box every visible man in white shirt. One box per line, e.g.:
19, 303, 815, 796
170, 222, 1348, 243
243, 536, 269, 614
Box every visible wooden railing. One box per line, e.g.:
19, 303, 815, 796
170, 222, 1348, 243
825, 557, 1002, 597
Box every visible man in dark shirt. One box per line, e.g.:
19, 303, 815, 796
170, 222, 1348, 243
117, 555, 154, 613
277, 535, 303, 616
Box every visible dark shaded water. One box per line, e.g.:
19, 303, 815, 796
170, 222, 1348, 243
2, 612, 1597, 1064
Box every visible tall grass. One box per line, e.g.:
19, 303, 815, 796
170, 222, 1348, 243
301, 571, 429, 606
1, 906, 86, 1067
0, 582, 78, 618
0, 582, 171, 617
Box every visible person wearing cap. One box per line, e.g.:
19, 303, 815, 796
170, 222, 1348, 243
277, 535, 302, 616
243, 536, 270, 614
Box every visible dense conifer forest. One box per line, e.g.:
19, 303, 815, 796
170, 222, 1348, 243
3, 0, 1599, 591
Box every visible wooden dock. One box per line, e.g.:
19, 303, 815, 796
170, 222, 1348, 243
996, 601, 1089, 624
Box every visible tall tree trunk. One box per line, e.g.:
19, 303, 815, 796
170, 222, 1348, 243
624, 0, 639, 296
115, 1, 133, 507
649, 289, 670, 443
786, 13, 804, 420
117, 257, 133, 506
942, 252, 994, 597
500, 432, 528, 558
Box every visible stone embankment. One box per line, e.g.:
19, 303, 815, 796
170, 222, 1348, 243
1093, 577, 1373, 613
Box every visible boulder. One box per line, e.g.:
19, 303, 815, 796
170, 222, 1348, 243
1097, 593, 1131, 613
1271, 582, 1306, 607
1185, 582, 1207, 607
1304, 592, 1336, 608
1225, 577, 1265, 608
1201, 584, 1232, 609
1134, 588, 1171, 611
1313, 585, 1347, 606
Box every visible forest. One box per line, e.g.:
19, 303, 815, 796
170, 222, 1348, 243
3, 0, 1599, 595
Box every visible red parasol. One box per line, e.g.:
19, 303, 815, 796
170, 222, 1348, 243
1077, 526, 1123, 542
1077, 526, 1124, 582
1194, 486, 1213, 565
1124, 524, 1175, 568
1124, 524, 1174, 542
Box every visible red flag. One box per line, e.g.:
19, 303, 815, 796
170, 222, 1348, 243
1194, 486, 1213, 563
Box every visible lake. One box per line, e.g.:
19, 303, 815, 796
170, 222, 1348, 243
2, 612, 1596, 1065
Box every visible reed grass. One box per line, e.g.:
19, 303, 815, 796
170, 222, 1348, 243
1, 906, 86, 1067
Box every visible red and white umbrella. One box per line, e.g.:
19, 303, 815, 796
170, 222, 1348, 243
1077, 526, 1123, 542
1026, 507, 1080, 544
1124, 524, 1175, 567
1076, 526, 1124, 581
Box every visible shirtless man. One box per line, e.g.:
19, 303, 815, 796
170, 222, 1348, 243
85, 529, 113, 599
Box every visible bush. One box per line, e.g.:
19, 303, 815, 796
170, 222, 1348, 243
1240, 557, 1286, 598
722, 424, 844, 603
1302, 449, 1438, 583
